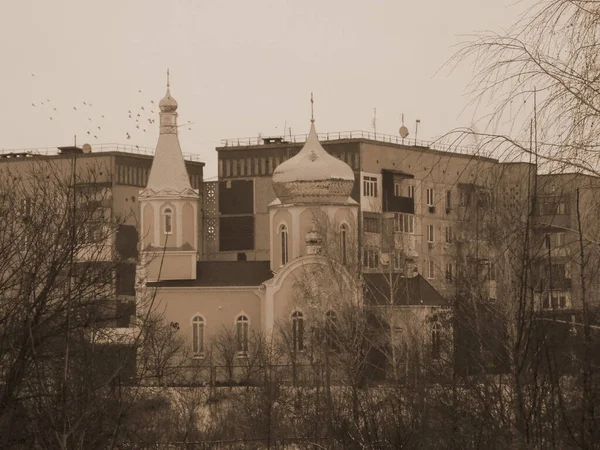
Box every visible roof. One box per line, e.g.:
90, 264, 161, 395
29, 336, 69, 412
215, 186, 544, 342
381, 168, 414, 179
272, 120, 355, 204
147, 261, 273, 288
364, 273, 447, 307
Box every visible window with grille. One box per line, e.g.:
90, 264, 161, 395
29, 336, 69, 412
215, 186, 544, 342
363, 216, 381, 233
407, 185, 415, 198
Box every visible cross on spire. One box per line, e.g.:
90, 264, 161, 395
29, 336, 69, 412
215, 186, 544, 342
166, 68, 170, 88
310, 92, 314, 123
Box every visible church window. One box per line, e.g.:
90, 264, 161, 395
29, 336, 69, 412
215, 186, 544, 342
340, 224, 349, 265
431, 322, 441, 359
192, 316, 205, 356
292, 311, 304, 351
236, 315, 249, 355
164, 208, 173, 234
280, 224, 289, 266
325, 311, 339, 352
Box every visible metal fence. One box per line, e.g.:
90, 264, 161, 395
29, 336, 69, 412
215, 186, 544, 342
219, 130, 489, 158
0, 143, 204, 163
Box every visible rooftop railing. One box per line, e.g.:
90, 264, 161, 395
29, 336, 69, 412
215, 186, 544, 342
0, 143, 205, 163
220, 130, 491, 159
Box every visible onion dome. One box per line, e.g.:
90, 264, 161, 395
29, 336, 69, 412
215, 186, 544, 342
159, 69, 178, 112
272, 120, 355, 204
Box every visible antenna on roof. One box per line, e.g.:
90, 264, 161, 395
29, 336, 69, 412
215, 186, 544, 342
399, 113, 409, 142
372, 108, 377, 136
414, 119, 421, 145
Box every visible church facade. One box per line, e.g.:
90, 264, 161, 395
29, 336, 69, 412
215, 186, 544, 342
138, 81, 378, 360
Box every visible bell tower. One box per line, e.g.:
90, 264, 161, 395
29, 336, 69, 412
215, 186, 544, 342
139, 70, 199, 282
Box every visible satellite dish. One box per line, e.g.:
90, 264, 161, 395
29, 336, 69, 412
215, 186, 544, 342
399, 126, 409, 138
82, 143, 92, 153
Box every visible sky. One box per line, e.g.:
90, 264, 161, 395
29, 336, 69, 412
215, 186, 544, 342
1, 0, 531, 180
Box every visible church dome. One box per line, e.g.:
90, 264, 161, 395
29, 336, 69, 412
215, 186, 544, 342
272, 121, 355, 204
159, 87, 178, 112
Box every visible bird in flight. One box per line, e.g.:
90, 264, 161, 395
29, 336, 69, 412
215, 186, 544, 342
94, 135, 97, 139
83, 101, 87, 105
31, 73, 35, 76
97, 126, 101, 130
138, 90, 142, 93
126, 132, 131, 140
87, 131, 91, 135
141, 106, 145, 110
32, 103, 35, 107
150, 100, 154, 104
53, 107, 57, 111
73, 106, 77, 110
49, 117, 53, 120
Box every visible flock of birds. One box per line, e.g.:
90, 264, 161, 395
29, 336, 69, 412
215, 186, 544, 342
29, 73, 194, 145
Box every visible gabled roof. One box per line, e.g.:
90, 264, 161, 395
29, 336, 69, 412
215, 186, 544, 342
364, 273, 447, 306
147, 261, 272, 288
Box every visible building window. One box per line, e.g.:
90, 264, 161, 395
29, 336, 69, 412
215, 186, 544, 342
340, 224, 349, 264
164, 208, 173, 234
445, 227, 453, 244
236, 315, 249, 355
280, 224, 288, 266
225, 160, 231, 177
232, 160, 238, 177
445, 263, 453, 281
556, 232, 566, 247
363, 176, 378, 197
426, 188, 435, 207
363, 247, 380, 269
407, 185, 414, 198
431, 322, 441, 359
427, 260, 435, 279
427, 224, 434, 243
363, 216, 381, 233
292, 311, 304, 352
239, 158, 245, 176
542, 292, 569, 310
325, 311, 338, 351
394, 183, 401, 197
192, 316, 205, 356
393, 213, 414, 234
446, 190, 452, 211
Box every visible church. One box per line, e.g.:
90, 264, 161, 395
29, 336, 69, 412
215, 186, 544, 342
137, 77, 446, 362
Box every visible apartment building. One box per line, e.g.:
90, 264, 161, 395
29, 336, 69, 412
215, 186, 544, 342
0, 143, 204, 328
205, 131, 535, 299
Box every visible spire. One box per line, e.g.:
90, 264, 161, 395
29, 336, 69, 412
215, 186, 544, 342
143, 72, 194, 196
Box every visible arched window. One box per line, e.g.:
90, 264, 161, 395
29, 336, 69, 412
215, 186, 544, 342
164, 208, 173, 234
192, 316, 205, 355
292, 311, 304, 352
325, 311, 338, 352
236, 315, 249, 355
340, 224, 349, 265
280, 224, 288, 266
431, 322, 441, 359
